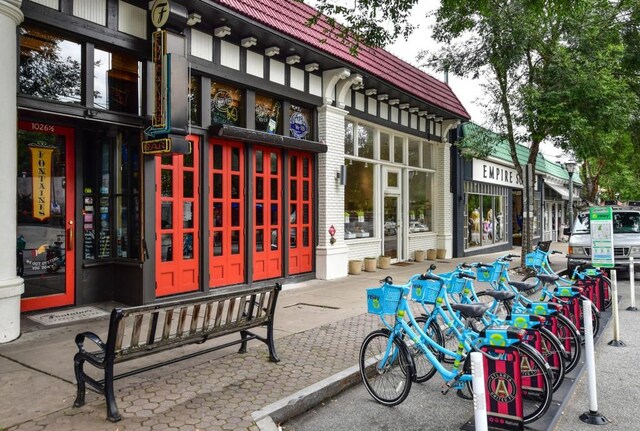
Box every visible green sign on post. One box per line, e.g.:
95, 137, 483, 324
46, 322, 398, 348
589, 207, 614, 268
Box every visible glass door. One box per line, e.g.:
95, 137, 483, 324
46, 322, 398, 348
383, 195, 401, 260
17, 121, 75, 312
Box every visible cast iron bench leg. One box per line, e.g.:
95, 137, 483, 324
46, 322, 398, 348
73, 354, 86, 408
266, 319, 280, 362
105, 361, 121, 422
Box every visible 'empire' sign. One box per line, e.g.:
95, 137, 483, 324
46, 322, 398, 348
472, 159, 523, 189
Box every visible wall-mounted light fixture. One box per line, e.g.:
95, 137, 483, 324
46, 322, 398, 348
336, 164, 347, 186
418, 110, 428, 116
409, 107, 419, 113
398, 103, 409, 110
214, 26, 231, 38
377, 94, 389, 101
364, 88, 377, 96
265, 46, 280, 57
388, 99, 400, 105
241, 36, 257, 48
305, 62, 319, 72
286, 55, 301, 65
187, 13, 201, 26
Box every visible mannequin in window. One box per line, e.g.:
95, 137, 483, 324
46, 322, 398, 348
469, 208, 481, 245
484, 209, 493, 240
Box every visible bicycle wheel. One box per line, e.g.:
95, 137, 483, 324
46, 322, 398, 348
600, 275, 612, 310
537, 327, 566, 392
463, 342, 553, 424
408, 316, 442, 383
475, 290, 511, 320
359, 329, 414, 406
553, 314, 582, 373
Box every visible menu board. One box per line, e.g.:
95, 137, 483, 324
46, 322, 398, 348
83, 197, 95, 260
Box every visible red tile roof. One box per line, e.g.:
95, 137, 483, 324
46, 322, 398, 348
215, 0, 470, 119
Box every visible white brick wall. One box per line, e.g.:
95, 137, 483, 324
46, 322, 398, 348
434, 141, 453, 257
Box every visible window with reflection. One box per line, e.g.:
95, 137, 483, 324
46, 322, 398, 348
289, 105, 313, 140
394, 136, 404, 164
189, 75, 201, 126
380, 132, 390, 161
255, 93, 281, 133
94, 48, 142, 114
357, 124, 374, 159
211, 81, 242, 126
408, 139, 420, 167
344, 160, 374, 239
464, 182, 508, 249
345, 120, 354, 155
19, 25, 82, 104
408, 172, 432, 233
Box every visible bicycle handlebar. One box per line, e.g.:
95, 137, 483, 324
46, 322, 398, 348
380, 276, 393, 285
420, 272, 442, 282
457, 270, 476, 280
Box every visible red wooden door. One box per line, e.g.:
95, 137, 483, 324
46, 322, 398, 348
288, 152, 313, 274
209, 141, 245, 287
253, 147, 282, 281
155, 135, 199, 297
18, 121, 75, 312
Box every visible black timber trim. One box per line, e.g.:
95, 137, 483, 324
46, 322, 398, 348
209, 125, 328, 153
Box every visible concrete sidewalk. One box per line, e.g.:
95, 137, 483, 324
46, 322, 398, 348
2, 242, 615, 431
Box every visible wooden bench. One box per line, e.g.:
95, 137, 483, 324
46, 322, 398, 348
73, 283, 282, 422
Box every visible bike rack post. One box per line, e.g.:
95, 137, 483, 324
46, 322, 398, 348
579, 299, 609, 425
608, 269, 626, 347
627, 257, 637, 311
471, 352, 488, 431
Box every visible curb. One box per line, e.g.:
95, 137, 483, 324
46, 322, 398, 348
251, 364, 362, 430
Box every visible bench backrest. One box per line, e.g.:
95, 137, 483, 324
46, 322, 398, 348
105, 283, 281, 362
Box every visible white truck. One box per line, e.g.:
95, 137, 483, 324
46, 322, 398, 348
566, 205, 640, 273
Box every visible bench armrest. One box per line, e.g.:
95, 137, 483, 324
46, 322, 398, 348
75, 331, 106, 354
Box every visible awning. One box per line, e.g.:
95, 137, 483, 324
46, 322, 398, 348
546, 183, 569, 200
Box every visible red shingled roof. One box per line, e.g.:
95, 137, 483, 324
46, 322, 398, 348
216, 0, 470, 119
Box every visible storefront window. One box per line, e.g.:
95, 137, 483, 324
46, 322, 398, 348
189, 76, 201, 126
409, 172, 432, 233
289, 105, 312, 140
94, 48, 142, 114
380, 132, 390, 161
357, 124, 374, 159
211, 81, 242, 126
345, 121, 354, 155
344, 160, 374, 239
422, 144, 433, 169
19, 25, 82, 104
465, 182, 508, 249
394, 136, 404, 164
255, 93, 281, 133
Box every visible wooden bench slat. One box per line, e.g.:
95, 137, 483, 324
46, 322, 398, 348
177, 307, 188, 336
162, 309, 174, 340
203, 302, 214, 331
130, 315, 144, 347
147, 312, 159, 346
214, 301, 224, 328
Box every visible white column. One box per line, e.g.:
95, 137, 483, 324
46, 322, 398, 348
0, 0, 25, 343
315, 104, 349, 279
435, 141, 453, 257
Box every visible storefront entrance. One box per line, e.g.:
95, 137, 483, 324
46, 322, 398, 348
17, 121, 75, 312
383, 195, 401, 260
288, 152, 313, 274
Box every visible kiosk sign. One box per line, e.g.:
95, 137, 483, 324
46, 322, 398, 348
589, 207, 614, 268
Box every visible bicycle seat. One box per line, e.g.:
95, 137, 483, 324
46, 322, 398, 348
508, 281, 537, 292
481, 290, 516, 301
449, 302, 491, 319
536, 273, 560, 284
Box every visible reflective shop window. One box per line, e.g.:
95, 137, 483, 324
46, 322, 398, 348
345, 121, 354, 155
357, 124, 374, 159
211, 81, 242, 126
19, 25, 82, 104
189, 76, 201, 126
408, 172, 433, 233
94, 49, 142, 115
344, 160, 374, 239
380, 132, 391, 161
394, 136, 404, 164
408, 139, 420, 167
465, 189, 507, 250
289, 105, 312, 140
255, 94, 281, 134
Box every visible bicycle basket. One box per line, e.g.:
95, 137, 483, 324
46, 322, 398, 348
476, 267, 493, 282
537, 240, 551, 252
525, 250, 545, 268
366, 285, 403, 315
411, 278, 443, 304
447, 275, 469, 295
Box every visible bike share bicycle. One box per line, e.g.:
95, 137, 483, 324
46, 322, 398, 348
360, 273, 553, 423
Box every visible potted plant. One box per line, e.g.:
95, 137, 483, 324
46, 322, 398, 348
437, 248, 447, 259
414, 250, 425, 262
364, 256, 377, 272
427, 249, 437, 260
357, 210, 365, 223
348, 259, 362, 275
344, 212, 351, 224
378, 255, 391, 269
409, 210, 415, 220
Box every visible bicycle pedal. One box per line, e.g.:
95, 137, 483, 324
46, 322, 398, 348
456, 389, 473, 400
441, 382, 451, 395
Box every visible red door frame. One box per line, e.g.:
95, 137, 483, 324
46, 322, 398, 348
19, 120, 76, 312
252, 146, 282, 281
288, 152, 313, 274
209, 140, 245, 287
155, 135, 200, 297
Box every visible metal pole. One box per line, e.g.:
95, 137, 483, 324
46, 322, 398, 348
568, 173, 574, 230
608, 269, 625, 346
471, 352, 488, 431
628, 257, 637, 311
579, 299, 608, 425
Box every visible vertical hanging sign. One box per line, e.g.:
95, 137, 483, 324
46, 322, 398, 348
590, 206, 614, 268
29, 144, 54, 221
152, 29, 168, 131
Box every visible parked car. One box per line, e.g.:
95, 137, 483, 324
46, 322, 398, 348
566, 205, 640, 272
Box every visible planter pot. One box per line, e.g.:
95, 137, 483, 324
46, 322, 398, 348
427, 249, 437, 260
348, 260, 362, 275
414, 250, 425, 262
364, 258, 377, 272
378, 256, 391, 269
436, 248, 447, 259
